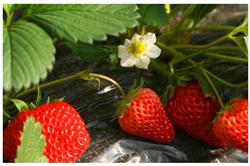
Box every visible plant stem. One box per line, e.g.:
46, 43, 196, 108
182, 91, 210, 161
13, 69, 91, 99
205, 35, 229, 48
156, 41, 180, 57
188, 25, 236, 31
173, 50, 205, 65
159, 42, 247, 88
158, 25, 235, 41
4, 4, 14, 27
204, 52, 248, 63
175, 64, 196, 73
188, 58, 247, 89
140, 25, 146, 35
204, 69, 248, 89
172, 45, 241, 52
88, 73, 126, 97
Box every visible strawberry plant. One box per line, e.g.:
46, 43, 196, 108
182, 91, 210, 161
3, 4, 248, 162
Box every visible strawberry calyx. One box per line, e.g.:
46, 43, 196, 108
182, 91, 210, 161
210, 98, 242, 124
163, 72, 192, 107
112, 79, 144, 120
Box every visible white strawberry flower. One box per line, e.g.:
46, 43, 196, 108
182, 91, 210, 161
118, 33, 161, 69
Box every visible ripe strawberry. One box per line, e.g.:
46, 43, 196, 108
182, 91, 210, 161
116, 88, 175, 144
166, 80, 227, 147
3, 101, 90, 162
213, 99, 248, 152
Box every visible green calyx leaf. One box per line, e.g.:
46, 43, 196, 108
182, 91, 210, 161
45, 96, 65, 104
3, 20, 55, 92
210, 102, 233, 124
24, 4, 139, 44
15, 117, 48, 163
35, 87, 41, 107
11, 99, 29, 112
138, 4, 169, 27
113, 79, 144, 120
162, 73, 192, 107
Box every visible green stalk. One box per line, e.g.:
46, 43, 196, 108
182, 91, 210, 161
188, 59, 247, 89
206, 46, 241, 52
12, 69, 126, 101
172, 45, 241, 52
173, 50, 205, 65
188, 25, 235, 31
204, 52, 248, 63
156, 41, 180, 57
158, 25, 235, 41
159, 43, 247, 90
205, 69, 248, 89
175, 64, 196, 73
4, 4, 14, 27
13, 69, 91, 99
88, 73, 126, 97
205, 35, 229, 48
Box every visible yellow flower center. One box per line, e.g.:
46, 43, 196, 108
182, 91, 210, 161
128, 40, 146, 58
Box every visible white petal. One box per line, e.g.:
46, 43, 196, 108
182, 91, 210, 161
120, 56, 136, 67
124, 39, 131, 47
118, 45, 129, 58
141, 33, 156, 46
146, 44, 161, 58
135, 56, 150, 69
131, 33, 141, 42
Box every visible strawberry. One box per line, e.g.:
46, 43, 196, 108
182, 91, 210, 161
116, 87, 175, 144
166, 80, 227, 147
213, 99, 248, 152
3, 101, 90, 162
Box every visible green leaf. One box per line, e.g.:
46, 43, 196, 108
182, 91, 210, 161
67, 42, 113, 62
138, 4, 168, 27
24, 4, 139, 43
11, 99, 29, 112
229, 17, 248, 55
3, 20, 55, 92
15, 117, 48, 163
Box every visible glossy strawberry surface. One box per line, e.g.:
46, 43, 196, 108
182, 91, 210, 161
3, 101, 90, 162
118, 88, 175, 144
213, 99, 248, 152
166, 81, 227, 147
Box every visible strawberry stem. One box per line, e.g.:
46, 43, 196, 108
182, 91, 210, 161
11, 69, 126, 102
203, 68, 248, 89
88, 73, 126, 97
13, 69, 91, 99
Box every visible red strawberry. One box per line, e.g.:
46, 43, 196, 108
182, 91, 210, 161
116, 88, 175, 144
213, 99, 248, 152
166, 80, 227, 147
3, 101, 90, 162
